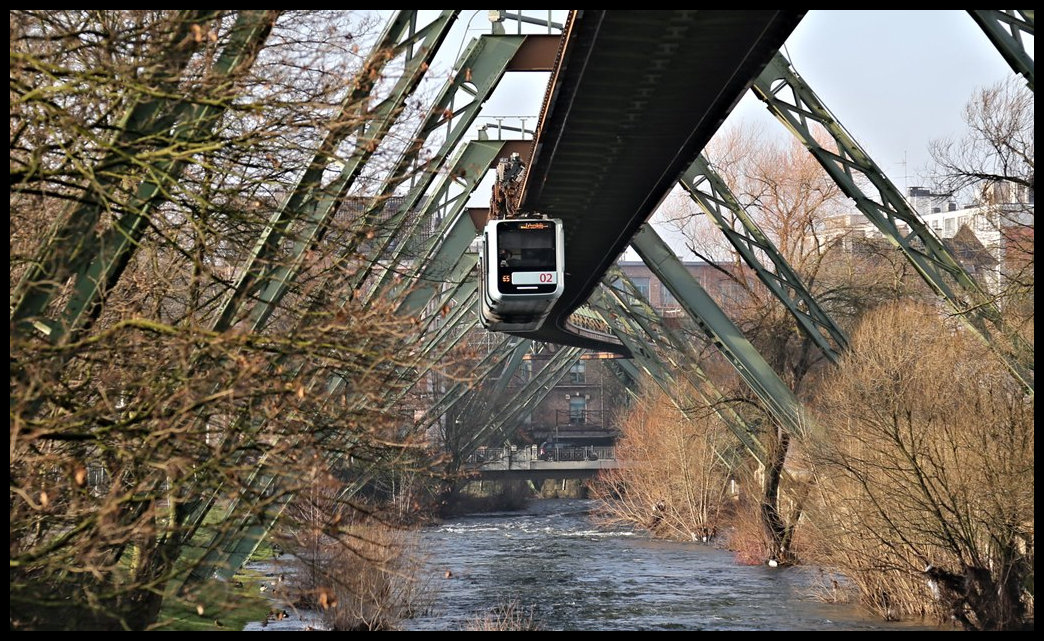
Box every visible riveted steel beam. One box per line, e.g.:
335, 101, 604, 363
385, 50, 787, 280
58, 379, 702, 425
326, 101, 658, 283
967, 10, 1034, 91
587, 289, 675, 394
417, 333, 521, 438
381, 287, 480, 411
752, 52, 1033, 394
183, 13, 529, 585
679, 155, 848, 364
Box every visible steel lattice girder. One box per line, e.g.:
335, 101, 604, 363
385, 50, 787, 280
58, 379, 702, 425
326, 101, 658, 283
393, 139, 517, 315
752, 51, 1033, 394
472, 345, 584, 452
12, 10, 274, 343
591, 279, 770, 467
359, 34, 546, 300
679, 155, 848, 364
628, 224, 809, 440
967, 10, 1034, 91
213, 10, 460, 334
180, 25, 560, 584
178, 16, 538, 588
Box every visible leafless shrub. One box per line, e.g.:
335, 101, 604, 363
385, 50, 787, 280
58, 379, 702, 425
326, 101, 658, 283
806, 301, 1034, 630
590, 381, 735, 543
276, 464, 434, 631
463, 599, 543, 631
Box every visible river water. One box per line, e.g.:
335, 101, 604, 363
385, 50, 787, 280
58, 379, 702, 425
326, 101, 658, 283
247, 498, 951, 631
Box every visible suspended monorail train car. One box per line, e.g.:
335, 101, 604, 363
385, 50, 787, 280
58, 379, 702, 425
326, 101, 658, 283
479, 217, 565, 332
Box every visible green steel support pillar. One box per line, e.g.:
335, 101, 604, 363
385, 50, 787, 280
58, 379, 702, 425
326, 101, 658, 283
470, 345, 583, 452
967, 10, 1034, 91
752, 52, 1033, 395
354, 33, 543, 298
408, 281, 478, 362
629, 224, 808, 439
394, 140, 511, 315
679, 155, 848, 364
381, 288, 480, 412
213, 11, 459, 333
415, 334, 521, 437
591, 279, 770, 466
182, 11, 526, 588
586, 291, 676, 394
606, 358, 641, 392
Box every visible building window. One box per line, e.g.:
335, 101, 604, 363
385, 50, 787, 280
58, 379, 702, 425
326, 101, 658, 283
569, 396, 587, 423
632, 277, 650, 301
568, 361, 586, 384
717, 280, 741, 304
661, 284, 677, 308
944, 218, 955, 235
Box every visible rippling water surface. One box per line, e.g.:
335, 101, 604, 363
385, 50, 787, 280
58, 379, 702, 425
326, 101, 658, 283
244, 497, 950, 631
397, 498, 948, 632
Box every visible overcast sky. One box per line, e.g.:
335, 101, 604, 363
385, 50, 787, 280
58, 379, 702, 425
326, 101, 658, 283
730, 10, 1031, 192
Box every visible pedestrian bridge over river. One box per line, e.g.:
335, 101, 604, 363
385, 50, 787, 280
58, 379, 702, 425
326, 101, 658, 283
466, 446, 621, 482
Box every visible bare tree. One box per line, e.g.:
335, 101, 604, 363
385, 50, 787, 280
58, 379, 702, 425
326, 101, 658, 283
657, 125, 901, 565
928, 76, 1034, 320
590, 379, 736, 543
806, 301, 1033, 630
10, 10, 466, 630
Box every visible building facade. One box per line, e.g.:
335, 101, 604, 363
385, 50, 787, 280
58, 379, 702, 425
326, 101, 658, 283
821, 183, 1033, 296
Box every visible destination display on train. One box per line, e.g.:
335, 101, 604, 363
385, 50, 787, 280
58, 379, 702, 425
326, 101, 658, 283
518, 221, 551, 230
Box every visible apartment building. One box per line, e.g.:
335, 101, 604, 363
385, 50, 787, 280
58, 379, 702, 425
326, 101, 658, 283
821, 183, 1033, 294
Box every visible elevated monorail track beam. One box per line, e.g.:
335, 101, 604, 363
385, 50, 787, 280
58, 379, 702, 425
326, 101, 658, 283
515, 10, 806, 357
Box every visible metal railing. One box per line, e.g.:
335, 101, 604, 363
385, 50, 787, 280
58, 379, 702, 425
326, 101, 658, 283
466, 445, 616, 468
555, 409, 604, 426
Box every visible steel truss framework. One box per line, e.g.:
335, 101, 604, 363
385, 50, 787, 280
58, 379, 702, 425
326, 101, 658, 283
12, 10, 1032, 584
